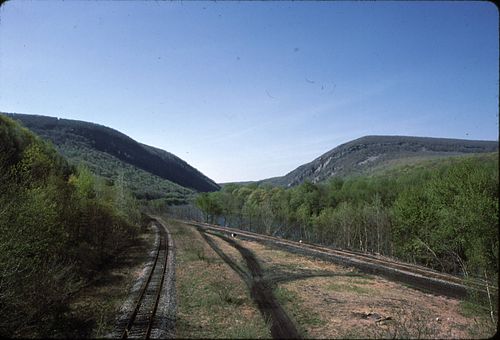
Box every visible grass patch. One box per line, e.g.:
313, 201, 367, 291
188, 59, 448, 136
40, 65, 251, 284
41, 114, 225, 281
348, 274, 374, 285
327, 282, 372, 294
267, 249, 295, 259
458, 297, 497, 337
211, 280, 245, 306
266, 262, 305, 273
225, 317, 273, 339
274, 285, 298, 303
459, 300, 490, 318
180, 242, 210, 262
274, 285, 325, 337
170, 219, 271, 339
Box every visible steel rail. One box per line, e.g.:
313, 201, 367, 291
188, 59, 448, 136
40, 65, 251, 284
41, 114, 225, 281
121, 222, 168, 339
185, 220, 496, 298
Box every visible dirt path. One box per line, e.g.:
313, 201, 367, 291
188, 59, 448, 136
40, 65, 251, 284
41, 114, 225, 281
170, 219, 270, 338
185, 220, 495, 300
199, 229, 301, 339
174, 220, 494, 338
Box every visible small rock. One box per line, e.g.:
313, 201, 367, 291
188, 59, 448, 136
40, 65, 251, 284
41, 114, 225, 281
435, 317, 441, 322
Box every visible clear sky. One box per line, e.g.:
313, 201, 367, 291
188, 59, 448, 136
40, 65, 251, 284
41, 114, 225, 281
0, 1, 498, 183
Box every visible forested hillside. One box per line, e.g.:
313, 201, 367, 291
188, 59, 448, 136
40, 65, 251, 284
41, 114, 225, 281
5, 113, 219, 202
261, 135, 498, 187
0, 115, 142, 337
196, 153, 499, 283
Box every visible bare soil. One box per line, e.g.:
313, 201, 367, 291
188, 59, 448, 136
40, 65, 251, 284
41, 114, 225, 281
237, 239, 496, 339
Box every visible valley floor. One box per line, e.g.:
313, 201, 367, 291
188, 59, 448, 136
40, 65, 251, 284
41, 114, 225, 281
171, 219, 495, 339
61, 219, 494, 339
236, 238, 494, 338
170, 219, 271, 338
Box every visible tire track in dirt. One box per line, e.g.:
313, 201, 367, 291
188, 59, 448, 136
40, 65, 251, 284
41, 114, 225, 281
185, 220, 495, 300
197, 228, 301, 339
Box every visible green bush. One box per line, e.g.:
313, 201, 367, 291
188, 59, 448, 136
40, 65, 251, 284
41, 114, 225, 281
0, 115, 140, 337
392, 157, 498, 277
195, 152, 498, 282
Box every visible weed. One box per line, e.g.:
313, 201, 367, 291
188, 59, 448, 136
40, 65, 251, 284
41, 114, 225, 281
209, 279, 244, 306
274, 286, 297, 303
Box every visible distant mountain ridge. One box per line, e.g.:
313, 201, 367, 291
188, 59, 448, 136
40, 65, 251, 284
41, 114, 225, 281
261, 135, 498, 187
5, 113, 220, 196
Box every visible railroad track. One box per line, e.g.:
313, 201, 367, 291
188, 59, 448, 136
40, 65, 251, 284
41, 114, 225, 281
114, 219, 174, 339
185, 220, 497, 299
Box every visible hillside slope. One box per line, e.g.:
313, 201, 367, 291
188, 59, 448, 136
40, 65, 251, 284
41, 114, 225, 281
0, 114, 141, 337
262, 135, 498, 187
5, 113, 220, 199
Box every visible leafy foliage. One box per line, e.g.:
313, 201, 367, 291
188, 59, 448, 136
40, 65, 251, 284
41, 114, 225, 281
392, 157, 498, 276
0, 114, 141, 337
5, 112, 219, 204
196, 153, 499, 283
60, 140, 194, 202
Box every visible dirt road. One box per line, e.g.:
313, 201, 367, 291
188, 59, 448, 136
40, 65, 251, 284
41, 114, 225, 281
199, 229, 301, 339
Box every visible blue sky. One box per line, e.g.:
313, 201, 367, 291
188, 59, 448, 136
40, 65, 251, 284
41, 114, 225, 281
0, 1, 498, 183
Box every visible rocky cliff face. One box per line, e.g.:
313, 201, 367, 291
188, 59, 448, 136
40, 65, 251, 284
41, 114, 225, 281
262, 135, 498, 187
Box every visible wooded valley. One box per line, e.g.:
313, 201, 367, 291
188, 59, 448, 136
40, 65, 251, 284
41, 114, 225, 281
195, 153, 499, 285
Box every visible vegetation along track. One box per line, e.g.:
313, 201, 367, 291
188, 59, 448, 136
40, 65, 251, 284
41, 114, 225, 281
112, 218, 175, 339
197, 228, 301, 339
187, 221, 496, 299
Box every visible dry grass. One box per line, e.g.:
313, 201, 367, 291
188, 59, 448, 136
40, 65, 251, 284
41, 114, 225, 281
169, 220, 271, 339
237, 238, 496, 339
205, 232, 250, 273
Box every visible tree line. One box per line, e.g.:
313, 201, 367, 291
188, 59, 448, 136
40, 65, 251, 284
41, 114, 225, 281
195, 154, 498, 284
0, 115, 142, 337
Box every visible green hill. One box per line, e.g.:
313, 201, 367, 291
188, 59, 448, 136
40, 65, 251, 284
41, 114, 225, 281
260, 135, 498, 187
4, 112, 220, 203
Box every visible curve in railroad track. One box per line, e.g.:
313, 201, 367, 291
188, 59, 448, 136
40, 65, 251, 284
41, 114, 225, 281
186, 220, 496, 299
111, 218, 175, 339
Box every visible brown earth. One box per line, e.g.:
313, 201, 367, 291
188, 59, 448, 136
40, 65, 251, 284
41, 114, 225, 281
235, 238, 496, 339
